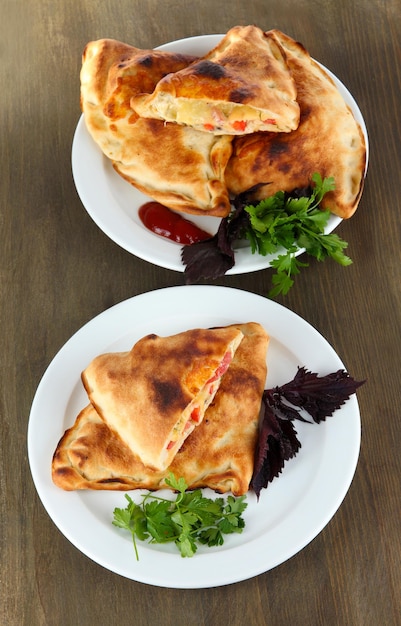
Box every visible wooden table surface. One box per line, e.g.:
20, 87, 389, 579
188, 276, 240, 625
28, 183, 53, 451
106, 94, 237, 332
2, 1, 400, 624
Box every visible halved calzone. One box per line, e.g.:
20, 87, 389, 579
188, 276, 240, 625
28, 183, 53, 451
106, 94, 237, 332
81, 326, 244, 471
52, 323, 269, 495
131, 25, 300, 135
225, 30, 367, 219
80, 38, 233, 216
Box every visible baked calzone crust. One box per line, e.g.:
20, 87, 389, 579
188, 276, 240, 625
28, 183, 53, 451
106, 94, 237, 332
80, 38, 233, 216
52, 323, 269, 495
131, 25, 300, 135
225, 30, 367, 219
81, 326, 244, 471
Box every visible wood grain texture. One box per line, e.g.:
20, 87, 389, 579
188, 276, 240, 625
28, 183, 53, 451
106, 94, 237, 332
1, 0, 400, 624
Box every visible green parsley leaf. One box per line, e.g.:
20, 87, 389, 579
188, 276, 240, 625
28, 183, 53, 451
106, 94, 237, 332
182, 173, 354, 296
165, 473, 187, 494
198, 526, 225, 547
242, 174, 352, 296
112, 473, 248, 560
112, 495, 149, 561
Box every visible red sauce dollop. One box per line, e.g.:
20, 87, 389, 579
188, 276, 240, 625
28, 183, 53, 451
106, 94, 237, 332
138, 202, 212, 245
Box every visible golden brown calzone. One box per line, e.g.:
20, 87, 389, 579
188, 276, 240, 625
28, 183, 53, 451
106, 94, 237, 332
80, 38, 233, 217
131, 25, 300, 135
225, 30, 367, 219
81, 326, 244, 471
52, 323, 269, 495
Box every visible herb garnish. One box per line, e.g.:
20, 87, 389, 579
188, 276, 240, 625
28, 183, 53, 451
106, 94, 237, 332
251, 367, 365, 498
112, 473, 247, 559
181, 173, 352, 296
113, 368, 365, 557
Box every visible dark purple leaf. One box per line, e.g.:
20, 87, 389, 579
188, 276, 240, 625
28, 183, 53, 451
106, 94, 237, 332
251, 367, 365, 499
277, 367, 366, 423
181, 234, 234, 283
181, 186, 258, 284
265, 388, 308, 422
251, 392, 301, 499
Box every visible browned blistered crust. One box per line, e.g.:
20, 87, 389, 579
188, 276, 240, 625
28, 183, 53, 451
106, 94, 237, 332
52, 323, 269, 496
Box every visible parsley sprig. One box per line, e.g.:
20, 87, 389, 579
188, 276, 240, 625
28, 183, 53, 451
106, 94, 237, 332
244, 173, 352, 296
181, 173, 353, 297
112, 473, 247, 559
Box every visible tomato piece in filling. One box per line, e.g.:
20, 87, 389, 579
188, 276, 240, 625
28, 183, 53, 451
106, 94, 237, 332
207, 351, 233, 384
190, 406, 201, 423
232, 120, 247, 132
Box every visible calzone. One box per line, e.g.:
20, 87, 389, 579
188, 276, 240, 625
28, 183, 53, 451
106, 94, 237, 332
80, 38, 233, 216
81, 326, 244, 470
131, 25, 300, 135
225, 30, 367, 219
52, 322, 269, 495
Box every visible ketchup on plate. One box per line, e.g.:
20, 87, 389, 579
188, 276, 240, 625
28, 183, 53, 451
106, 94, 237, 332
138, 201, 212, 245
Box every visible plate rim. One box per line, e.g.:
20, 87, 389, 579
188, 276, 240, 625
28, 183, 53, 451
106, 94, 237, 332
28, 285, 361, 588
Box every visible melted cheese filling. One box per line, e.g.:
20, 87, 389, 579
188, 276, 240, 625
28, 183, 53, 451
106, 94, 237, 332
152, 95, 287, 134
165, 378, 218, 453
161, 341, 240, 465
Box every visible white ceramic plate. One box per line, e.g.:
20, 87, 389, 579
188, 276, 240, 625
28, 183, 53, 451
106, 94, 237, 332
28, 286, 361, 588
71, 34, 369, 274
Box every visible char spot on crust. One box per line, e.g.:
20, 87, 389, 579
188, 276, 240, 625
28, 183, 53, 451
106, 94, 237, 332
269, 142, 290, 157
300, 105, 313, 122
193, 60, 227, 79
152, 379, 184, 412
138, 54, 154, 67
54, 467, 75, 478
277, 162, 291, 174
144, 333, 158, 341
146, 119, 164, 136
117, 55, 132, 69
224, 367, 261, 396
251, 140, 289, 173
229, 87, 253, 103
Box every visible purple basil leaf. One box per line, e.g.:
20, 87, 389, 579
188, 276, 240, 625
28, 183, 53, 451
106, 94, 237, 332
251, 392, 301, 499
252, 367, 364, 498
265, 389, 310, 422
277, 367, 366, 423
232, 183, 271, 211
181, 185, 262, 283
181, 234, 234, 282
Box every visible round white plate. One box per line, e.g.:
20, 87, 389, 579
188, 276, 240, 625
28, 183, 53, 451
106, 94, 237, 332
71, 34, 369, 274
28, 286, 361, 588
